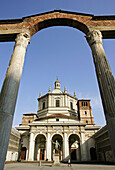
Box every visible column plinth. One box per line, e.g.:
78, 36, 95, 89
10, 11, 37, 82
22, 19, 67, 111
0, 33, 30, 169
86, 29, 115, 160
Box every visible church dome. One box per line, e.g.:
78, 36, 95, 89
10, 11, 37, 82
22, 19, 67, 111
52, 88, 63, 94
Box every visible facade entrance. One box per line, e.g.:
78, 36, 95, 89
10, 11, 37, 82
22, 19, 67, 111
20, 147, 27, 160
69, 134, 80, 161
90, 147, 97, 160
34, 134, 46, 160
40, 148, 45, 160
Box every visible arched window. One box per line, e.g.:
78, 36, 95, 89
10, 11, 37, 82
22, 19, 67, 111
70, 102, 73, 110
85, 111, 87, 115
56, 100, 60, 107
86, 120, 88, 124
42, 102, 45, 109
82, 102, 88, 107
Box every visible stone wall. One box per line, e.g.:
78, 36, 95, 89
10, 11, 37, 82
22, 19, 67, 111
6, 128, 20, 161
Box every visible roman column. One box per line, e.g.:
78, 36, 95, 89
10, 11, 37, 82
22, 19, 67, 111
0, 33, 30, 169
28, 132, 35, 161
86, 30, 115, 159
46, 133, 51, 161
63, 133, 69, 160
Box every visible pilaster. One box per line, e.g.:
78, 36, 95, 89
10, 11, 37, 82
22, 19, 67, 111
80, 132, 87, 161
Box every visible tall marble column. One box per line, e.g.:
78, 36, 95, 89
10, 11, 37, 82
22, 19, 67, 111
63, 133, 69, 160
46, 133, 51, 161
0, 33, 30, 169
86, 30, 115, 159
28, 132, 35, 161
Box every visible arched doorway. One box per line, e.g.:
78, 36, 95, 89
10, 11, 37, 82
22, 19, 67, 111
34, 134, 46, 160
20, 147, 27, 160
52, 134, 63, 161
90, 147, 97, 160
69, 134, 80, 162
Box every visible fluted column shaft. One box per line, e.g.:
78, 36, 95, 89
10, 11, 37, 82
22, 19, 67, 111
86, 30, 115, 159
0, 33, 30, 169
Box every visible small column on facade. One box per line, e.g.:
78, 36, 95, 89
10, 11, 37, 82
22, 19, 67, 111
86, 30, 115, 159
0, 33, 30, 169
80, 132, 87, 161
28, 132, 35, 161
46, 132, 51, 161
63, 133, 69, 160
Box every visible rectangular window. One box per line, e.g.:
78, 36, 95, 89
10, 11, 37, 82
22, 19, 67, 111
56, 100, 60, 107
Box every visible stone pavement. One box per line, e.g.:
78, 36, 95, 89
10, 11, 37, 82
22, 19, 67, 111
4, 163, 115, 170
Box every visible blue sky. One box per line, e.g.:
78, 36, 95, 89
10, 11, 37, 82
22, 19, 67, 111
0, 0, 115, 127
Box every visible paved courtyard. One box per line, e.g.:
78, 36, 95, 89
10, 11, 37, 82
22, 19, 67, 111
4, 163, 115, 170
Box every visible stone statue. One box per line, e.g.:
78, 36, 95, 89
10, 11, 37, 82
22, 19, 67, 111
53, 140, 60, 151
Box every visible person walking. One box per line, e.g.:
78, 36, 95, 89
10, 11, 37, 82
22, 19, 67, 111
68, 158, 71, 167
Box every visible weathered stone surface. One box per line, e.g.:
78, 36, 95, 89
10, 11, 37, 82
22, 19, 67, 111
0, 33, 30, 170
86, 29, 115, 160
0, 10, 115, 41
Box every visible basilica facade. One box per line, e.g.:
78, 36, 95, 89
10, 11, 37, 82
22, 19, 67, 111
16, 79, 100, 162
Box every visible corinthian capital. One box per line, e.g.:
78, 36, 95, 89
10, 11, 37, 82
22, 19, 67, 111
15, 33, 30, 48
86, 30, 102, 46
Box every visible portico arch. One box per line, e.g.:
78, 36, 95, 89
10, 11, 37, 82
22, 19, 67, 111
0, 9, 115, 169
69, 134, 80, 161
34, 134, 46, 161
